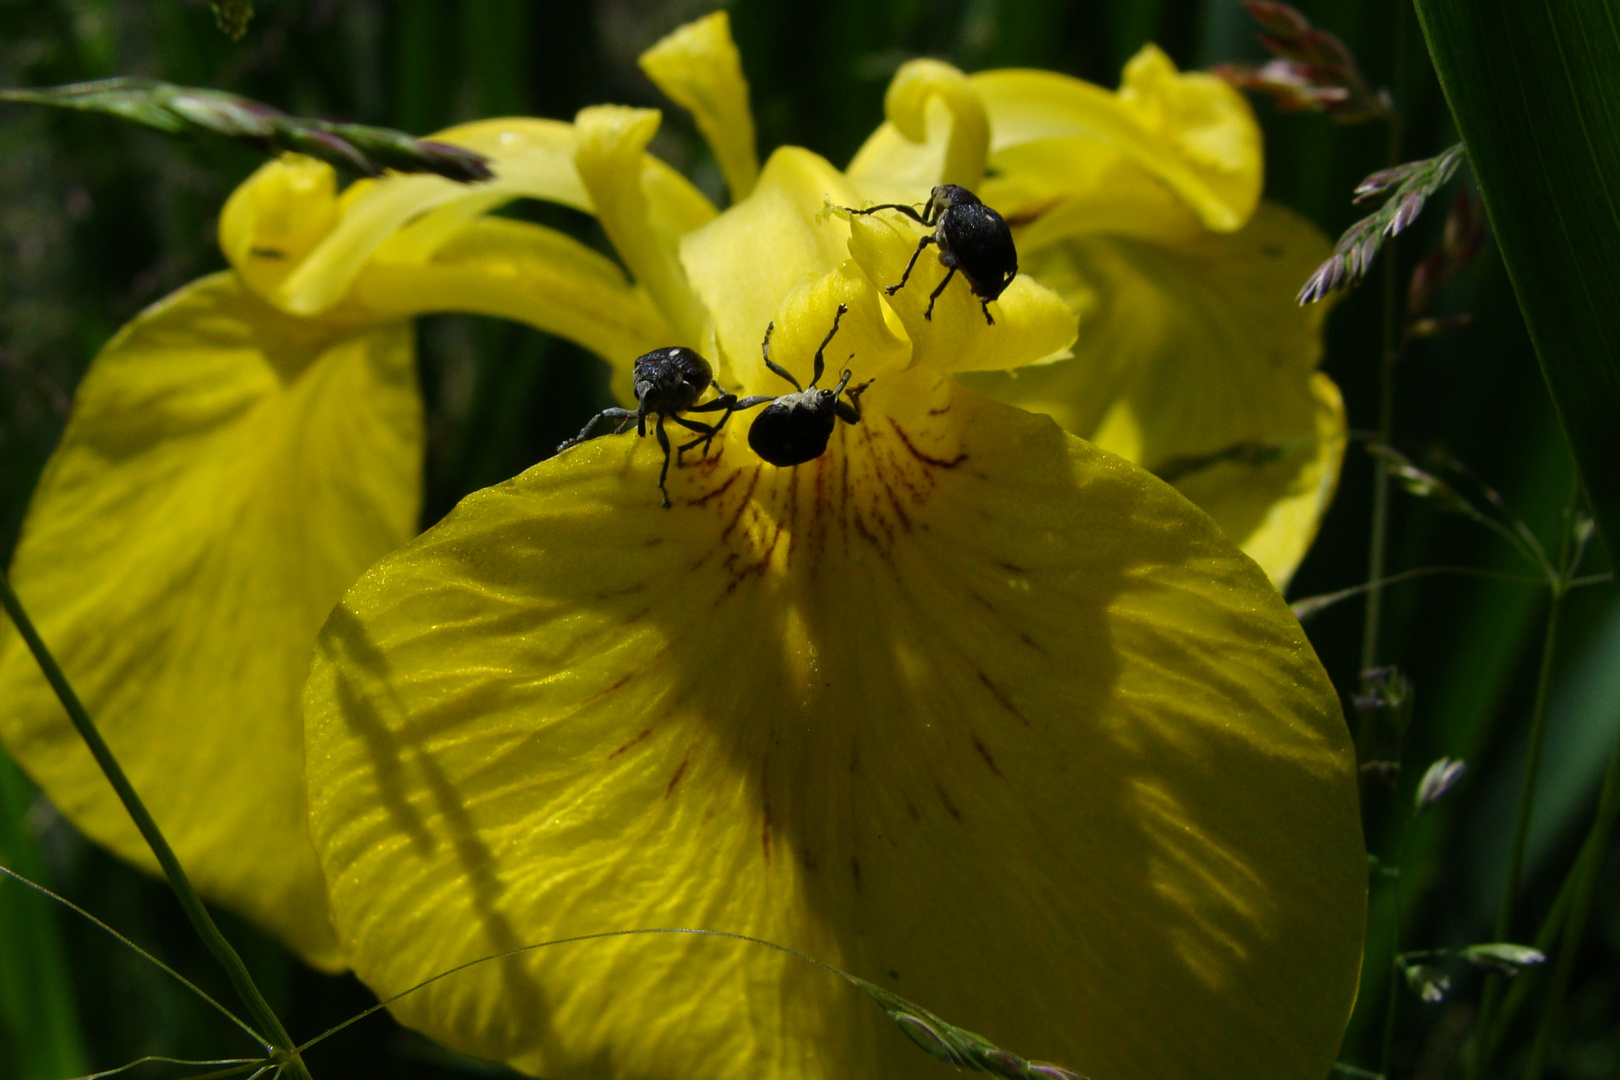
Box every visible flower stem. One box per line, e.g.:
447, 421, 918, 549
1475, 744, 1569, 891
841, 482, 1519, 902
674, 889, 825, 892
0, 572, 307, 1078
1478, 803, 1573, 1063
1521, 708, 1620, 1080
1358, 6, 1408, 718
1468, 500, 1575, 1079
1377, 824, 1410, 1079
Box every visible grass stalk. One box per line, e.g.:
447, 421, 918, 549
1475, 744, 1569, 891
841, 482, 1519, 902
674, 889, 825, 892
1468, 501, 1575, 1079
1521, 714, 1620, 1080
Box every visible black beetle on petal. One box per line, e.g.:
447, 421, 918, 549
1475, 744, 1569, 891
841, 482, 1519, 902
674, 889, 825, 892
557, 346, 756, 509
734, 304, 870, 467
845, 184, 1018, 325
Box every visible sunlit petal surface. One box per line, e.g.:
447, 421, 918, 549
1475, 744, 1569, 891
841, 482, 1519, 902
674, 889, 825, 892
306, 362, 1363, 1080
0, 273, 422, 967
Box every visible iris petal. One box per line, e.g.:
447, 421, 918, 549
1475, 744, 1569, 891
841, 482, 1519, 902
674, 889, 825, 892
638, 11, 760, 202
959, 203, 1341, 586
305, 373, 1362, 1080
0, 273, 422, 968
239, 119, 716, 321
680, 146, 866, 385
844, 212, 1076, 373
846, 59, 989, 195
575, 106, 710, 345
354, 216, 674, 403
971, 47, 1260, 233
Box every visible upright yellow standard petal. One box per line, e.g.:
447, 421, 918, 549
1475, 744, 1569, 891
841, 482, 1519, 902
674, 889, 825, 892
680, 147, 865, 384
639, 11, 760, 202
847, 59, 989, 199
218, 154, 342, 301
575, 106, 710, 346
0, 273, 422, 968
305, 362, 1363, 1080
960, 204, 1340, 586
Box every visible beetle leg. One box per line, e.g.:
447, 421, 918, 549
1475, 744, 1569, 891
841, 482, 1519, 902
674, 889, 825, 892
924, 265, 958, 320
981, 298, 996, 326
887, 234, 937, 297
831, 370, 870, 426
556, 406, 637, 452
844, 202, 930, 226
809, 303, 848, 386
672, 415, 720, 462
760, 322, 803, 390
654, 414, 674, 509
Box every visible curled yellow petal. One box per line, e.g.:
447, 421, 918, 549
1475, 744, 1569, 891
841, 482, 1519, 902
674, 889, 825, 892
0, 272, 423, 969
575, 105, 709, 345
1116, 44, 1260, 228
970, 48, 1259, 234
847, 58, 989, 196
845, 210, 1075, 373
960, 203, 1339, 586
639, 11, 760, 202
273, 118, 585, 316
977, 136, 1206, 252
218, 154, 342, 300
305, 367, 1362, 1080
256, 117, 717, 320
354, 216, 674, 399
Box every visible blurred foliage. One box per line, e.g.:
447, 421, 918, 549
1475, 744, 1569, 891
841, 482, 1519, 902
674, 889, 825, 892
0, 2, 1616, 1079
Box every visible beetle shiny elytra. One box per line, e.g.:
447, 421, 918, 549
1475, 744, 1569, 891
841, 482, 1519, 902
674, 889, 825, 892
737, 304, 870, 467
556, 346, 752, 509
846, 184, 1018, 325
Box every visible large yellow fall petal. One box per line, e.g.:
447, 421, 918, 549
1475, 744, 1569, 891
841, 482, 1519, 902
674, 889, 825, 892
959, 203, 1339, 587
638, 11, 760, 202
0, 272, 422, 968
304, 367, 1363, 1080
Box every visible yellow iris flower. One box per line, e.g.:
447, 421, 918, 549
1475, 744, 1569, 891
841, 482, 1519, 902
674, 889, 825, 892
846, 46, 1344, 588
0, 11, 1360, 1079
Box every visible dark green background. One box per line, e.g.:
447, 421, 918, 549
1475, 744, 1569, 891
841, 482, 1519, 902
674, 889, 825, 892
0, 2, 1615, 1078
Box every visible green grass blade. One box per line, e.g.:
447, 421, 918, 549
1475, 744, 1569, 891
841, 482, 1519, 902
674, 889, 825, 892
1412, 0, 1620, 556
0, 749, 88, 1080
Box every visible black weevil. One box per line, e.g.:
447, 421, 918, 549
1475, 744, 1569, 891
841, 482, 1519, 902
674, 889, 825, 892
846, 184, 1017, 325
736, 304, 870, 467
557, 346, 754, 508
